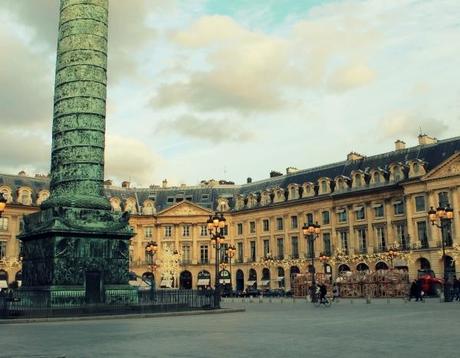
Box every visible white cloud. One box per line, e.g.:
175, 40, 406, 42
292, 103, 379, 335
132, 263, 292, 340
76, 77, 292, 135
105, 135, 163, 187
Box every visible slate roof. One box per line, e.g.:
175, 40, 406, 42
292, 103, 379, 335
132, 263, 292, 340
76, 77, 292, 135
1, 136, 459, 210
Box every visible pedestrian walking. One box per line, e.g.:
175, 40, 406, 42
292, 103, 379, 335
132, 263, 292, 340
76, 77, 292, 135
415, 279, 423, 302
409, 279, 417, 301
454, 278, 460, 301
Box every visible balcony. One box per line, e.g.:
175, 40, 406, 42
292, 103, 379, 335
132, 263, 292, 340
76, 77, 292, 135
199, 259, 209, 264
356, 248, 367, 255
181, 259, 192, 265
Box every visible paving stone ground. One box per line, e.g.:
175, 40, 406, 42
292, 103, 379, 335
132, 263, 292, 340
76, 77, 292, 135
1, 298, 459, 358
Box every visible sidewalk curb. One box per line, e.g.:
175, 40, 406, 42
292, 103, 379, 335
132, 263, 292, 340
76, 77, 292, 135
0, 308, 245, 325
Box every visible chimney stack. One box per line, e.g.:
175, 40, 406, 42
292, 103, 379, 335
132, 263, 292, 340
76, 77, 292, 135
394, 140, 406, 151
162, 179, 168, 188
247, 177, 252, 184
418, 134, 437, 145
121, 181, 130, 188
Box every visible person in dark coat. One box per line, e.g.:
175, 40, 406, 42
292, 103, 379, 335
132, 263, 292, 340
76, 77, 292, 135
454, 278, 460, 301
409, 279, 417, 301
415, 279, 423, 302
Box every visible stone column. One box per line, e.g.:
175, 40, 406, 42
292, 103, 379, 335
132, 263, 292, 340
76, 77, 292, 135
44, 0, 110, 210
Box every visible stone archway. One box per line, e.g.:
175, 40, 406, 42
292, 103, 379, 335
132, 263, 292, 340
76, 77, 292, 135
375, 261, 389, 271
248, 268, 257, 288
0, 270, 8, 289
416, 257, 431, 270
261, 268, 270, 288
236, 269, 244, 292
338, 264, 350, 273
179, 270, 192, 289
357, 263, 369, 272
277, 267, 285, 288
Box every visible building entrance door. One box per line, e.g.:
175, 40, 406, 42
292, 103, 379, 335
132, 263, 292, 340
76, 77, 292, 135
85, 271, 102, 304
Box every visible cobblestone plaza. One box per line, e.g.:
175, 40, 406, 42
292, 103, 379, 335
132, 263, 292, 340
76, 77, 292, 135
1, 299, 459, 358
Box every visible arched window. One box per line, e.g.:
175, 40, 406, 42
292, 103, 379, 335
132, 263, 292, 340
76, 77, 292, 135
110, 197, 121, 212
142, 200, 155, 215
373, 172, 380, 184
0, 186, 13, 203
17, 187, 32, 205
36, 190, 50, 205
125, 198, 137, 214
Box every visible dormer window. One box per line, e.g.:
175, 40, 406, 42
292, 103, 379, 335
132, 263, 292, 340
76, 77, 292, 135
321, 181, 328, 193
355, 174, 362, 187
373, 172, 380, 184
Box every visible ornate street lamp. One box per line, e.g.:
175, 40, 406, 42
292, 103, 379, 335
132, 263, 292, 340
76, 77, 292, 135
387, 244, 400, 269
145, 241, 158, 294
319, 253, 329, 275
0, 192, 7, 218
428, 203, 455, 302
226, 245, 236, 291
207, 212, 227, 308
302, 221, 321, 302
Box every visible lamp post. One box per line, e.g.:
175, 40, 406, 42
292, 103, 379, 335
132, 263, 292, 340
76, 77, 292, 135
387, 244, 399, 269
428, 204, 455, 302
226, 245, 236, 292
319, 253, 330, 283
207, 212, 227, 308
302, 221, 321, 302
0, 192, 7, 218
145, 241, 158, 296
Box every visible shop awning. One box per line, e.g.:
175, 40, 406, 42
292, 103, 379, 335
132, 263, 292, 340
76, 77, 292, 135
259, 280, 270, 286
277, 277, 285, 281
246, 280, 256, 286
0, 280, 8, 289
372, 203, 383, 208
17, 280, 22, 288
197, 278, 210, 286
353, 206, 364, 211
219, 279, 231, 284
160, 279, 173, 288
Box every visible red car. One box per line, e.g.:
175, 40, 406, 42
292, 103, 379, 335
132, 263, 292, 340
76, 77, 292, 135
417, 269, 443, 296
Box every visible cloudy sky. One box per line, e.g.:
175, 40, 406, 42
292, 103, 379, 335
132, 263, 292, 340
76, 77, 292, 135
1, 0, 459, 187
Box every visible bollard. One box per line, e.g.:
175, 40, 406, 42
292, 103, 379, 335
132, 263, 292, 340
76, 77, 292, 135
387, 298, 390, 304
366, 295, 371, 304
350, 299, 353, 304
259, 296, 263, 304
280, 297, 283, 304
269, 297, 272, 303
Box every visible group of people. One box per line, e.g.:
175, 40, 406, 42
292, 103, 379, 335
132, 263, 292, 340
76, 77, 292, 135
409, 279, 425, 301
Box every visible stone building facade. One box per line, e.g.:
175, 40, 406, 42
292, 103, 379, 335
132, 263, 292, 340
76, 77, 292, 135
1, 134, 460, 291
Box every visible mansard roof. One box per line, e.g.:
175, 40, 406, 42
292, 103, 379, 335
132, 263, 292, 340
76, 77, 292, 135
1, 135, 459, 209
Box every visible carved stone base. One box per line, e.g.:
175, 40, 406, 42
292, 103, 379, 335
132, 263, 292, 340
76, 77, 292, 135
18, 206, 134, 304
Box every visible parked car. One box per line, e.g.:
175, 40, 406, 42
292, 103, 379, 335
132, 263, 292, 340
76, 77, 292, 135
417, 269, 443, 296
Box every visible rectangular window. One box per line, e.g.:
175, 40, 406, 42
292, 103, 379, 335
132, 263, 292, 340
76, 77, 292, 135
417, 221, 429, 249
394, 201, 405, 215
339, 231, 349, 255
355, 207, 365, 221
200, 245, 209, 264
144, 226, 153, 238
276, 217, 283, 230
290, 216, 298, 229
306, 237, 314, 258
200, 225, 208, 236
237, 223, 243, 235
376, 227, 386, 252
263, 219, 270, 232
220, 243, 229, 263
0, 217, 8, 231
438, 192, 449, 207
291, 236, 299, 259
277, 238, 284, 259
263, 239, 270, 257
415, 195, 426, 212
306, 213, 313, 224
323, 233, 332, 256
0, 241, 6, 259
337, 209, 347, 223
250, 241, 256, 262
222, 225, 228, 236
237, 242, 243, 263
164, 226, 172, 237
201, 194, 209, 201
167, 197, 174, 203
182, 245, 191, 263
182, 225, 190, 237
249, 221, 256, 234
357, 228, 367, 254
322, 211, 330, 225
395, 224, 409, 249
374, 204, 384, 218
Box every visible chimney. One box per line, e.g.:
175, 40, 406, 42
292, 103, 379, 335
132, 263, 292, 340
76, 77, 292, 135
18, 171, 27, 176
180, 183, 186, 188
247, 177, 252, 184
104, 179, 113, 186
270, 170, 283, 178
162, 179, 168, 188
394, 140, 406, 151
418, 134, 437, 145
286, 167, 299, 174
121, 180, 130, 188
347, 152, 365, 161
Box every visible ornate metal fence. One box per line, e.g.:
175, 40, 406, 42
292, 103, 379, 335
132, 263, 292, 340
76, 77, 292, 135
0, 289, 217, 319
